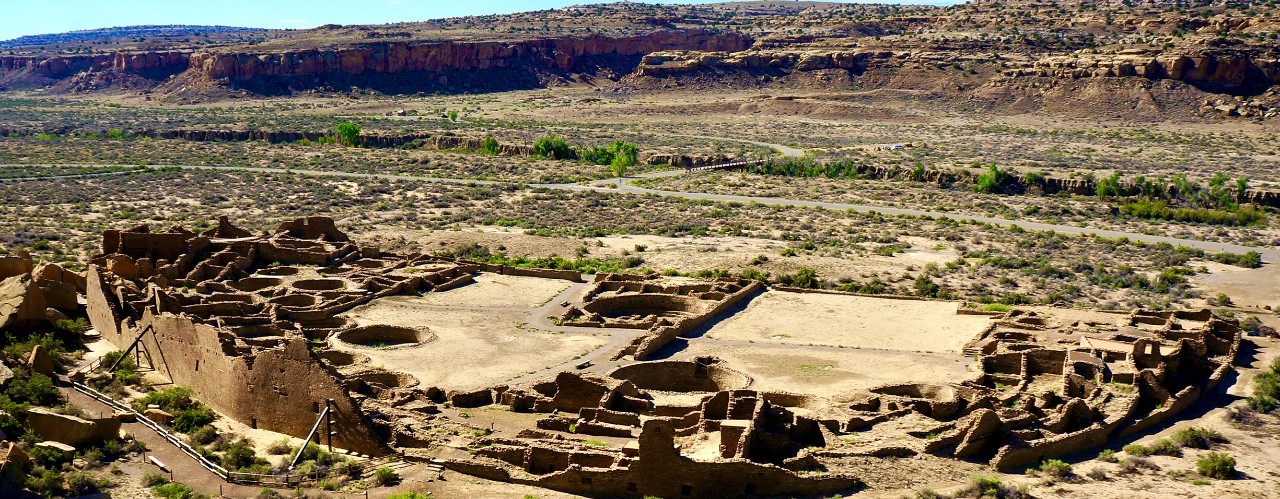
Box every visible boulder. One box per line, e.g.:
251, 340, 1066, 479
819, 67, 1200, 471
27, 344, 54, 376
0, 274, 48, 329
0, 442, 30, 482
32, 262, 86, 293
34, 441, 76, 460
24, 407, 122, 447
144, 408, 174, 425
0, 360, 12, 387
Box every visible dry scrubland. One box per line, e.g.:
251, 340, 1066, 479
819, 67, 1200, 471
1, 168, 1268, 313
1, 0, 1280, 497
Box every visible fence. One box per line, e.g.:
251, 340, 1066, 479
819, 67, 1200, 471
70, 380, 339, 487
685, 159, 768, 173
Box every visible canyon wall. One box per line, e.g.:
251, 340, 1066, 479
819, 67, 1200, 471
187, 31, 753, 81
0, 51, 190, 78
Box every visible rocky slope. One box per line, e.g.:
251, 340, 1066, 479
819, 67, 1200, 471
1, 1, 1277, 119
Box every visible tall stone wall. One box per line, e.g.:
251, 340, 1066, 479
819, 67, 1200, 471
125, 311, 389, 456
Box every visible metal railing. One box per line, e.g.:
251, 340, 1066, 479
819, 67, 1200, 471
70, 380, 341, 487
685, 159, 768, 173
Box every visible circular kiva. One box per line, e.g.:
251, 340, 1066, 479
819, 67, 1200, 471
334, 325, 434, 349
609, 360, 752, 393
292, 278, 347, 291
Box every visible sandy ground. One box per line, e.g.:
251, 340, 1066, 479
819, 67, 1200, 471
677, 341, 976, 398
1195, 262, 1280, 310
704, 290, 994, 353
337, 275, 605, 390
410, 272, 570, 308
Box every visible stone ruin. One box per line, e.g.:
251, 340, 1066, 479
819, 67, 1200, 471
68, 216, 1242, 498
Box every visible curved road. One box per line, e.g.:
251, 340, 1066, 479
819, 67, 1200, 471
1, 143, 1276, 263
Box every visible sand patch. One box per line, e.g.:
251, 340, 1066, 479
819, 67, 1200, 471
705, 291, 993, 353
338, 295, 605, 391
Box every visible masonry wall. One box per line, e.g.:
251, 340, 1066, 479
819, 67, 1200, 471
112, 309, 388, 456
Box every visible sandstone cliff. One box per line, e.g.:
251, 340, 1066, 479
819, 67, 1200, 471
186, 31, 752, 81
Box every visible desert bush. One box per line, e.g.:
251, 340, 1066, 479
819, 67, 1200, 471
173, 407, 215, 433
142, 471, 169, 487
266, 438, 292, 455
972, 164, 1009, 194
1085, 467, 1108, 481
1038, 459, 1073, 478
1196, 452, 1236, 479
1097, 449, 1118, 463
388, 493, 434, 499
1122, 443, 1152, 457
65, 472, 104, 495
25, 469, 65, 497
1171, 427, 1225, 449
1150, 438, 1182, 456
133, 386, 197, 413
257, 488, 284, 499
152, 481, 205, 499
1118, 457, 1159, 474
373, 466, 399, 486
188, 425, 218, 445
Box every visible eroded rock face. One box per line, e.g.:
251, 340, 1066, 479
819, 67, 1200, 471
186, 31, 752, 81
1005, 49, 1280, 94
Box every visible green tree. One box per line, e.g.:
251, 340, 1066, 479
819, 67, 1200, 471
972, 164, 1008, 194
609, 140, 638, 179
533, 133, 574, 160
447, 110, 460, 122
334, 122, 361, 147
481, 136, 500, 155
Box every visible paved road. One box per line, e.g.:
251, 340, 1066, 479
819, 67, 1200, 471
1, 155, 1277, 263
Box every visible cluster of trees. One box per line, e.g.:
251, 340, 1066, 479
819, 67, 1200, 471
533, 133, 639, 177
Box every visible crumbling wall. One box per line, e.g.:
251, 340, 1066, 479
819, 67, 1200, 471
122, 311, 389, 456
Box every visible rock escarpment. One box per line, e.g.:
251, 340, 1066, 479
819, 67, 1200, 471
187, 31, 753, 81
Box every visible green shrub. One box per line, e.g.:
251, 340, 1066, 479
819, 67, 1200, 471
387, 493, 434, 499
1149, 438, 1181, 456
29, 445, 69, 468
972, 164, 1009, 194
1171, 427, 1224, 449
220, 439, 264, 471
533, 133, 575, 160
1196, 452, 1236, 479
152, 481, 202, 499
133, 386, 196, 413
1097, 449, 1118, 463
4, 370, 62, 407
317, 478, 338, 491
25, 469, 65, 497
1038, 459, 1073, 477
1123, 443, 1152, 457
188, 425, 218, 445
373, 466, 399, 486
141, 471, 169, 487
173, 407, 215, 433
65, 472, 102, 495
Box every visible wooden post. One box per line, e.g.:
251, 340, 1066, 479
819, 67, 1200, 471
326, 398, 334, 453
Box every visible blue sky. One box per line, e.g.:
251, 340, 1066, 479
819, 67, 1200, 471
0, 1, 953, 42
